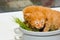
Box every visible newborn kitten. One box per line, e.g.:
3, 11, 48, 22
23, 6, 60, 32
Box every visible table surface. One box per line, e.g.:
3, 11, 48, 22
0, 7, 60, 40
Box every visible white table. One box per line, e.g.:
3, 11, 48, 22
0, 11, 23, 40
0, 7, 60, 40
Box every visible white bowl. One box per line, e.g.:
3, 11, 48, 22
19, 26, 60, 40
15, 8, 60, 40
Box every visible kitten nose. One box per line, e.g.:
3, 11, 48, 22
36, 23, 43, 29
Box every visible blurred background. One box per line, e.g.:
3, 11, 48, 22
0, 0, 60, 12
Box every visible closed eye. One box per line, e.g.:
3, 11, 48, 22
41, 20, 44, 24
34, 20, 40, 24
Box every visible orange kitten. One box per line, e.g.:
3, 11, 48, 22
23, 6, 60, 32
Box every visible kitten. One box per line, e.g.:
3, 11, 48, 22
23, 6, 60, 32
